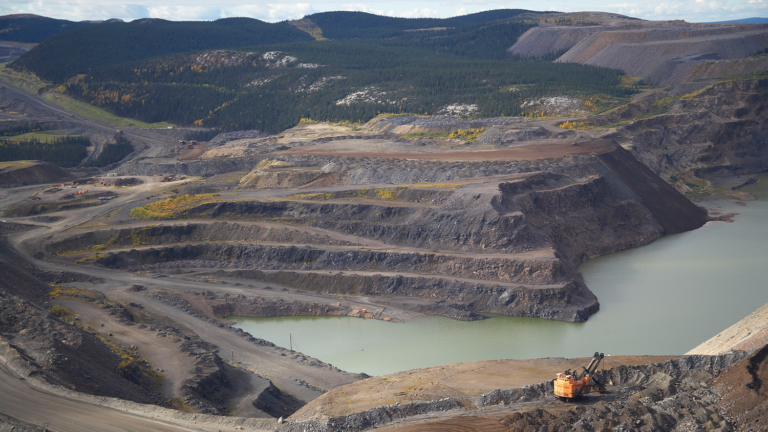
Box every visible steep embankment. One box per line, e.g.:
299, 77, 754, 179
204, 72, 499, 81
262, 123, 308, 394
0, 160, 71, 186
509, 22, 768, 86
618, 78, 768, 181
582, 29, 768, 79
0, 240, 165, 406
688, 301, 768, 355
647, 55, 768, 87
597, 145, 708, 234
508, 25, 608, 57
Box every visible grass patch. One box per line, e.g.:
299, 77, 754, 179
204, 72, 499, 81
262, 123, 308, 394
559, 121, 589, 130
403, 128, 487, 142
74, 253, 103, 263
0, 130, 70, 141
49, 284, 105, 301
0, 160, 36, 170
129, 193, 224, 219
412, 183, 468, 188
41, 92, 175, 129
50, 304, 75, 321
287, 193, 332, 200
0, 64, 175, 129
448, 128, 486, 142
0, 63, 49, 94
375, 189, 395, 199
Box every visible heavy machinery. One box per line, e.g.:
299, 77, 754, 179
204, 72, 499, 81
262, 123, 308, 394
553, 352, 606, 401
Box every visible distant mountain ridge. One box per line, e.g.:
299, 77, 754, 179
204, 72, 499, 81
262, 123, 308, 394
302, 9, 546, 39
703, 17, 768, 24
10, 9, 550, 82
0, 14, 123, 43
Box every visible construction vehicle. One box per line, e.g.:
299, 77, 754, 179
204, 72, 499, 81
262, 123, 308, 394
554, 352, 605, 401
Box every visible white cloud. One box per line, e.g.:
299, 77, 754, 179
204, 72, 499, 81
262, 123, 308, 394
340, 3, 385, 15
455, 6, 467, 15
396, 7, 440, 17
226, 3, 315, 21
148, 5, 222, 20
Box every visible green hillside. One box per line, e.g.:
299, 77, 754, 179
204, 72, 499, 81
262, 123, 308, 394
58, 41, 632, 133
304, 9, 541, 39
11, 18, 313, 82
9, 11, 636, 134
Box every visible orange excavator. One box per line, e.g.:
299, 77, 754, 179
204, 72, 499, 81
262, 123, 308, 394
554, 352, 606, 401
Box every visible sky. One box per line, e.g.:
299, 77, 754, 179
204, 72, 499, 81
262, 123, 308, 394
1, 0, 766, 24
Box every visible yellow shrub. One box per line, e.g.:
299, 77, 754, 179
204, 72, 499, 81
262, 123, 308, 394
375, 189, 395, 199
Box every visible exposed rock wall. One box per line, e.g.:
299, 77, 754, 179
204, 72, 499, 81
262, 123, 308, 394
619, 79, 768, 179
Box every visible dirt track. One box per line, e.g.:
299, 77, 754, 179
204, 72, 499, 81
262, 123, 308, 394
0, 363, 196, 432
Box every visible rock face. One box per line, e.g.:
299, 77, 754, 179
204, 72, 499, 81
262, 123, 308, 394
87, 145, 706, 323
618, 79, 768, 181
252, 381, 305, 418
596, 145, 708, 235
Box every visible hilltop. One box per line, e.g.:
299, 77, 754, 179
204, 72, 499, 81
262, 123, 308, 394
0, 14, 121, 43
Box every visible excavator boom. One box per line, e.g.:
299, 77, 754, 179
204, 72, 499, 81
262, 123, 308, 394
554, 352, 605, 400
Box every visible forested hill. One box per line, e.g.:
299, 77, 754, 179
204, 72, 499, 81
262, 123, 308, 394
304, 9, 545, 39
0, 14, 103, 43
9, 11, 636, 134
12, 18, 313, 82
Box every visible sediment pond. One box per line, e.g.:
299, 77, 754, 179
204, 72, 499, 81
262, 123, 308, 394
231, 178, 768, 376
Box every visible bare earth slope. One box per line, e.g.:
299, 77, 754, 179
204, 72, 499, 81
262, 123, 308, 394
509, 18, 768, 86
0, 160, 72, 186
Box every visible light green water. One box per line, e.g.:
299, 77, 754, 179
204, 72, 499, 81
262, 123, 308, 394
232, 177, 768, 376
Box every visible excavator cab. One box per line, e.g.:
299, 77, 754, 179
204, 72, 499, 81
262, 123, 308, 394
554, 352, 605, 401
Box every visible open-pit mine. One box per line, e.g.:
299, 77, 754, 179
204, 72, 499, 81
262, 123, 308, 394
1, 10, 768, 432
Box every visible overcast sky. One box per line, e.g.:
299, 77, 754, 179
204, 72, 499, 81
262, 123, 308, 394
1, 0, 765, 24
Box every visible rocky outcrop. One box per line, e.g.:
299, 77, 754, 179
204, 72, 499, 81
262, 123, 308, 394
96, 243, 566, 285
619, 79, 768, 180
252, 381, 305, 418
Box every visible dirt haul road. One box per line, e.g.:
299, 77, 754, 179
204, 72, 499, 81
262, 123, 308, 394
0, 77, 175, 160
0, 363, 197, 432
